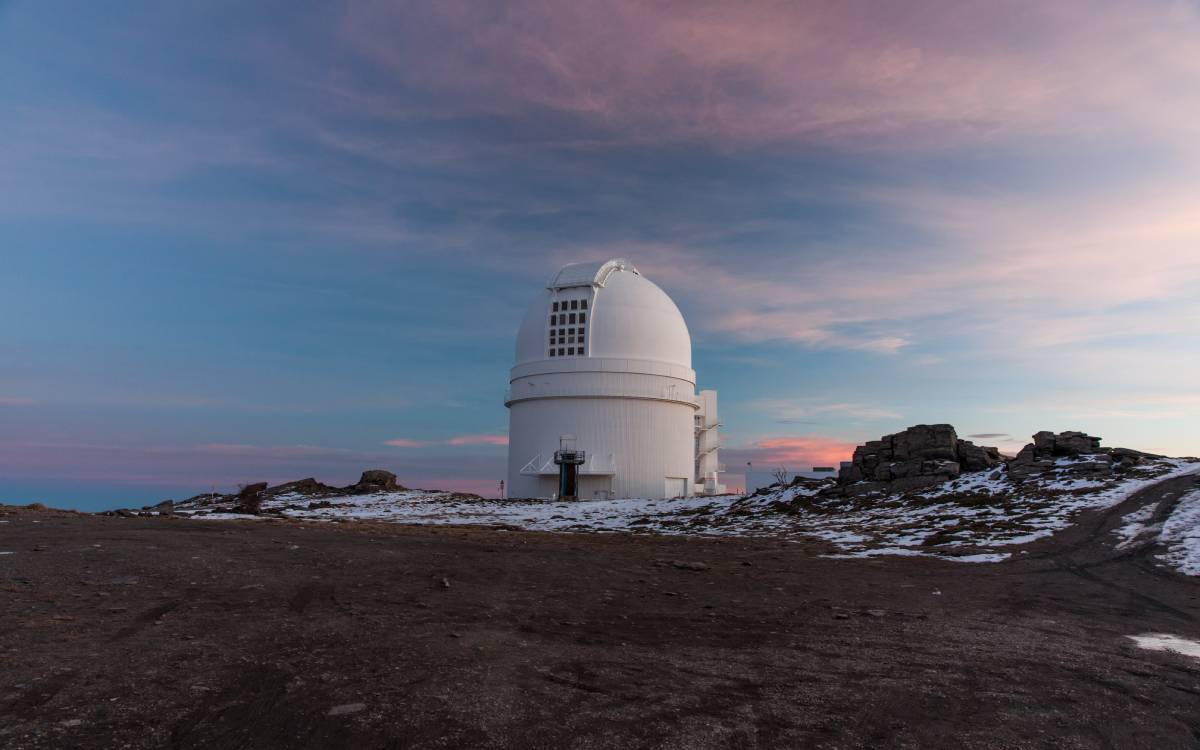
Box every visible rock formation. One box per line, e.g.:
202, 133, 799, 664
837, 424, 1001, 495
1007, 430, 1160, 481
264, 477, 339, 497
349, 469, 404, 494
232, 482, 268, 514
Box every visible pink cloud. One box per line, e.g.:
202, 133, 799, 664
385, 435, 508, 447
754, 437, 858, 467
194, 443, 331, 458
384, 438, 433, 448
341, 0, 1200, 149
724, 435, 858, 471
446, 434, 509, 446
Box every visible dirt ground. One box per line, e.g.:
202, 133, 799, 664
2, 473, 1199, 749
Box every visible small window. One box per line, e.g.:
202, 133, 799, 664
548, 349, 556, 356
568, 336, 575, 344
572, 300, 579, 310
578, 336, 585, 345
579, 313, 586, 324
558, 347, 565, 356
568, 347, 575, 355
552, 302, 559, 312
550, 314, 556, 325
580, 299, 587, 310
569, 313, 577, 324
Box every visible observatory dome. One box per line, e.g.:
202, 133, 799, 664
505, 258, 723, 500
513, 259, 691, 369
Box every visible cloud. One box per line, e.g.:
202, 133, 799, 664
194, 443, 332, 458
445, 434, 509, 446
750, 398, 902, 422
341, 0, 1200, 149
385, 434, 508, 447
383, 438, 433, 448
723, 435, 858, 470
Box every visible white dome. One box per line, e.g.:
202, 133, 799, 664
514, 259, 691, 369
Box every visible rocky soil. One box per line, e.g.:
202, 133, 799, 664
4, 471, 1200, 749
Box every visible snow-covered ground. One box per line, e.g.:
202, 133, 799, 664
176, 457, 1200, 564
1117, 485, 1200, 576
1128, 633, 1200, 660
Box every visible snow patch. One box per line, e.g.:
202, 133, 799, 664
1113, 504, 1158, 550
1157, 487, 1200, 576
1128, 633, 1200, 660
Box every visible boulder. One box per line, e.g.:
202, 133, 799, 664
889, 475, 945, 493
957, 441, 1002, 473
233, 482, 268, 514
1055, 431, 1102, 455
1007, 443, 1056, 481
892, 424, 957, 462
1110, 447, 1162, 471
839, 463, 864, 483
924, 460, 961, 478
1033, 431, 1057, 454
350, 470, 403, 494
1007, 430, 1111, 481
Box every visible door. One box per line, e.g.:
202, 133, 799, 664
664, 477, 688, 499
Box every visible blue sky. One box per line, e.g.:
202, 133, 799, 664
2, 1, 1199, 509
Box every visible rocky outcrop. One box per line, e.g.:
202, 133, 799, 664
233, 482, 268, 514
265, 477, 339, 497
1032, 430, 1101, 456
143, 500, 174, 515
1007, 431, 1160, 481
837, 424, 1001, 496
349, 470, 404, 494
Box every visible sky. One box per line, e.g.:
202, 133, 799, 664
2, 1, 1199, 510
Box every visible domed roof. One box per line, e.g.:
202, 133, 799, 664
513, 259, 692, 369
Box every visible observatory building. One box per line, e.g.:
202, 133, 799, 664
505, 259, 724, 500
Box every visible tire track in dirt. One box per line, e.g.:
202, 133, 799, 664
1038, 471, 1200, 623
